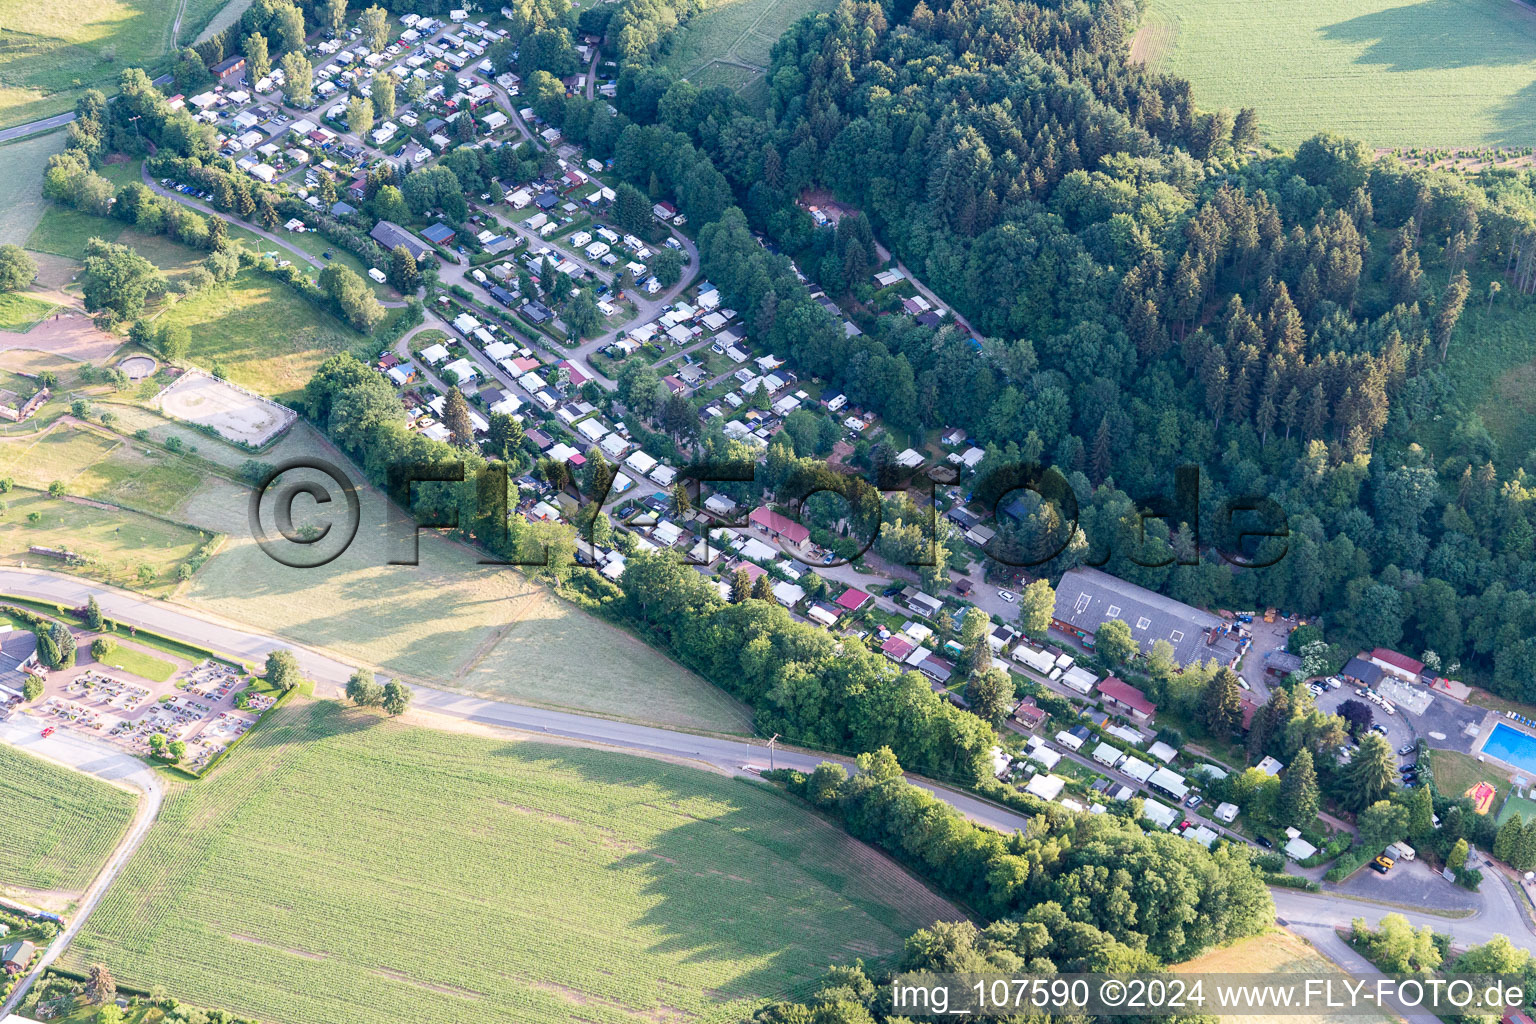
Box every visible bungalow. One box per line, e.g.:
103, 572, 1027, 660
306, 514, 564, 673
442, 357, 478, 383
808, 602, 841, 627
370, 220, 430, 262
419, 342, 450, 364
1214, 801, 1239, 824
772, 580, 806, 607
1120, 757, 1156, 783
703, 494, 738, 518
3, 940, 37, 976
212, 55, 246, 82
1091, 741, 1125, 769
748, 506, 810, 548
1368, 648, 1424, 683
835, 588, 871, 614
1059, 664, 1099, 695
1148, 766, 1189, 802
901, 587, 943, 618
1141, 800, 1179, 830
1025, 774, 1066, 801
422, 222, 456, 246
1012, 697, 1047, 730
1340, 656, 1384, 687
881, 635, 916, 665
918, 655, 954, 683
1098, 676, 1157, 722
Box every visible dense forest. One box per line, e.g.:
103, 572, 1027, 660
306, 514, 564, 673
532, 0, 1536, 700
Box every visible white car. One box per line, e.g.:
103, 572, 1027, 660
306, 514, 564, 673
997, 589, 1017, 604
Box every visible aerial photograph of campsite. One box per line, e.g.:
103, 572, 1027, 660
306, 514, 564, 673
3, 0, 1536, 1021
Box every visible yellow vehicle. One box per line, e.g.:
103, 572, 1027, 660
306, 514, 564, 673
1371, 855, 1395, 874
1264, 608, 1277, 623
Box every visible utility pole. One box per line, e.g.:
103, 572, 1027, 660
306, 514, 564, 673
767, 732, 779, 771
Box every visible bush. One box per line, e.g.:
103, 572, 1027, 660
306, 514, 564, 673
91, 637, 111, 660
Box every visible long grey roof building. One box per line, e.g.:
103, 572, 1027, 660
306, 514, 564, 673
1050, 567, 1244, 669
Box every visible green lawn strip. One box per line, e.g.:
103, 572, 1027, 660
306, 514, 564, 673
94, 640, 177, 683
0, 291, 57, 332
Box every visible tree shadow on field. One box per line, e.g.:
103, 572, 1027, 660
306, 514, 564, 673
1487, 77, 1536, 146
1320, 0, 1536, 72
481, 742, 939, 1010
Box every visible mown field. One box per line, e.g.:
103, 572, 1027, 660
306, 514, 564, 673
0, 132, 66, 247
65, 699, 958, 1024
150, 269, 371, 401
1136, 0, 1536, 147
1173, 929, 1393, 1024
0, 743, 138, 893
662, 0, 839, 100
0, 0, 172, 129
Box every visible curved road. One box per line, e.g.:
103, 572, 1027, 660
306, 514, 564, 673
0, 717, 163, 1018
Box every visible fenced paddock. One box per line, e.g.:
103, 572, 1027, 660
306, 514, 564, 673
153, 371, 295, 448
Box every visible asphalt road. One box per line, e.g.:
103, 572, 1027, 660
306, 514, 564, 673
0, 717, 164, 1017
0, 567, 1030, 831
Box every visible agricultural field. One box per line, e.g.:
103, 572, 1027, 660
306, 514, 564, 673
182, 436, 754, 733
65, 699, 958, 1024
1135, 0, 1536, 148
0, 0, 180, 129
0, 743, 138, 894
150, 269, 371, 401
661, 0, 839, 100
1173, 929, 1393, 1024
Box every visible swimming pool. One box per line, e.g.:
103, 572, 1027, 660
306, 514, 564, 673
1481, 723, 1536, 776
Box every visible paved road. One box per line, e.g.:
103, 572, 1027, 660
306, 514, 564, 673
0, 567, 1028, 831
0, 717, 163, 1018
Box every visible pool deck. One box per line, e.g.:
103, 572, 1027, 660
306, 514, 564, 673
1472, 715, 1536, 781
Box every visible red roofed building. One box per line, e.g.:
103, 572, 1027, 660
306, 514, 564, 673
662, 374, 687, 395
749, 506, 810, 547
1098, 676, 1157, 721
1239, 694, 1261, 731
509, 356, 540, 374
881, 635, 916, 663
1368, 648, 1424, 682
733, 560, 767, 583
558, 360, 592, 387
836, 588, 871, 613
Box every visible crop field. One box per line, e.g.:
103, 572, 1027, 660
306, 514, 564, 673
1135, 0, 1536, 148
0, 743, 138, 893
662, 0, 839, 96
150, 270, 369, 401
1174, 929, 1392, 1024
65, 699, 958, 1024
0, 0, 180, 129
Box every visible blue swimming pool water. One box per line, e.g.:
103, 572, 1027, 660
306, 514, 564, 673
1482, 723, 1536, 776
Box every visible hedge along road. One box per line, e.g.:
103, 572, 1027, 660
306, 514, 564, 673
0, 566, 1034, 832
0, 717, 164, 1018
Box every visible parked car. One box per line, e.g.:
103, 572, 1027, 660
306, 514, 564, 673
1185, 794, 1204, 809
1255, 834, 1273, 848
1371, 855, 1395, 874
998, 589, 1017, 604
1398, 744, 1416, 756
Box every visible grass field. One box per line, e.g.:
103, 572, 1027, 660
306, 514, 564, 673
65, 698, 957, 1024
0, 291, 57, 332
0, 743, 138, 894
1429, 747, 1513, 806
0, 132, 67, 247
181, 426, 755, 732
0, 486, 210, 595
151, 270, 370, 401
1174, 929, 1393, 1024
1136, 0, 1536, 148
93, 639, 177, 682
0, 0, 181, 129
662, 0, 839, 99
